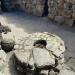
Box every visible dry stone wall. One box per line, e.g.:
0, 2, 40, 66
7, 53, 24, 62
48, 0, 75, 26
14, 0, 46, 16
15, 0, 75, 26
1, 0, 75, 26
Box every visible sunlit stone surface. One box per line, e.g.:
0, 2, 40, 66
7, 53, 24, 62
13, 32, 66, 75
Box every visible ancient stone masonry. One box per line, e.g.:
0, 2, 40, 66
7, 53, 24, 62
48, 0, 75, 26
13, 0, 75, 26
0, 0, 75, 25
12, 0, 75, 26
16, 0, 46, 16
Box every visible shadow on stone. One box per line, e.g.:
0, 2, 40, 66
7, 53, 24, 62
8, 53, 18, 75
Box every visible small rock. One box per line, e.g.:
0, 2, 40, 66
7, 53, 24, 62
1, 32, 15, 52
33, 48, 55, 68
49, 69, 58, 75
40, 70, 49, 75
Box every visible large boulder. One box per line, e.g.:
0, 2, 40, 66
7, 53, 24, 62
13, 32, 65, 75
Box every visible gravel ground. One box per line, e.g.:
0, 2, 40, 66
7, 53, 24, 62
0, 11, 75, 74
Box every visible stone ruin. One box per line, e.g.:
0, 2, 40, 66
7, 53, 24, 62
0, 0, 75, 26
0, 23, 75, 75
16, 0, 46, 16
48, 0, 75, 26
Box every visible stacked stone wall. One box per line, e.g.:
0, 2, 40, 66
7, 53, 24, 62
15, 0, 46, 16
48, 0, 75, 26
1, 0, 75, 26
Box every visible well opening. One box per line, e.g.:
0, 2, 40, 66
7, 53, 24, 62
33, 40, 47, 48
